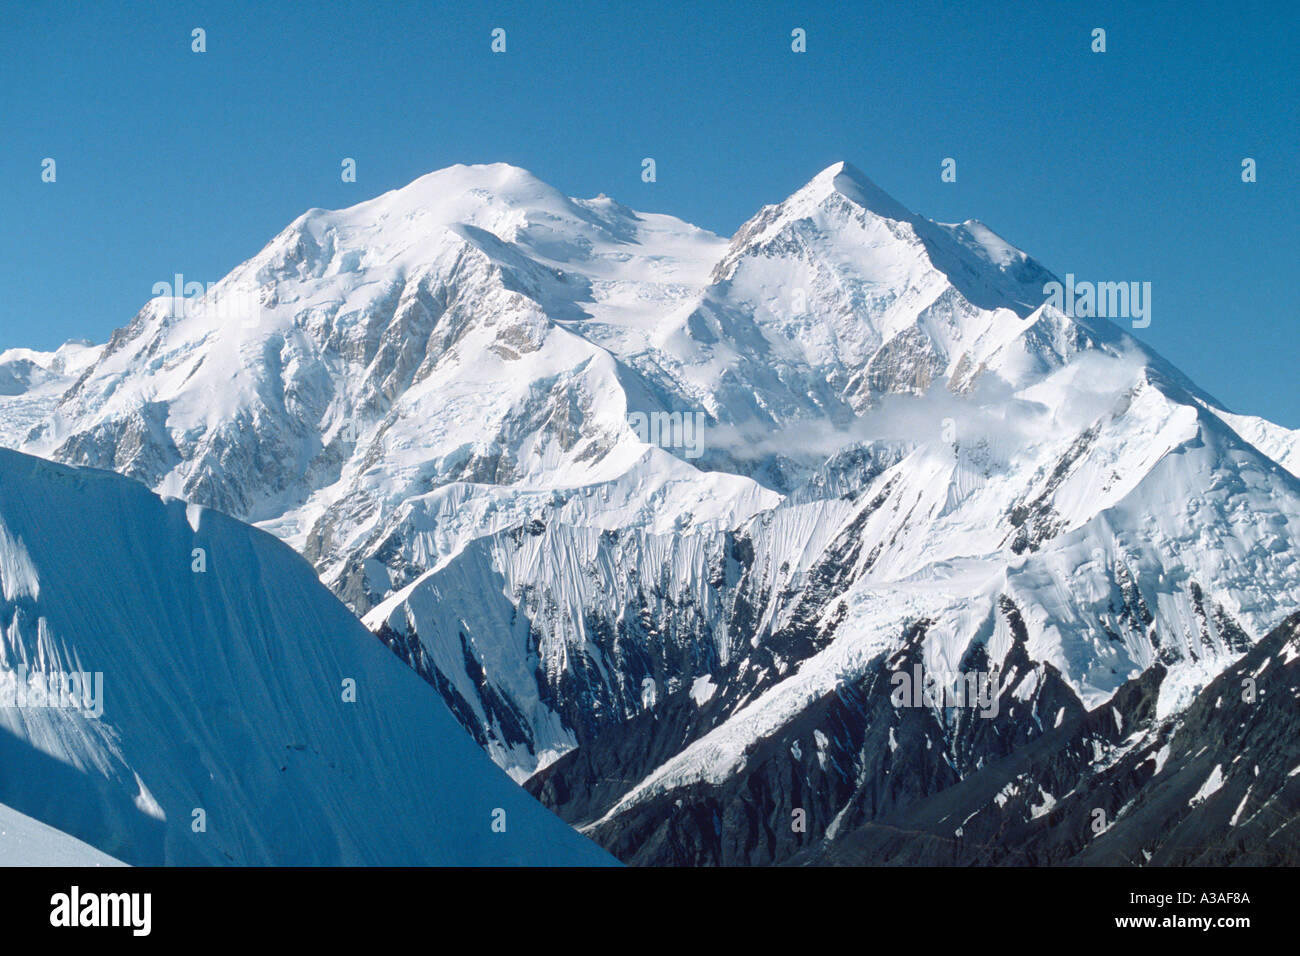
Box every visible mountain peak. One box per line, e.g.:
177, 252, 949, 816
802, 161, 915, 222
318, 162, 571, 235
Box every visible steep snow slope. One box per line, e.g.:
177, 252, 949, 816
1206, 406, 1300, 478
0, 801, 127, 866
0, 447, 612, 865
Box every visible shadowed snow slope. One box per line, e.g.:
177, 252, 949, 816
0, 447, 612, 865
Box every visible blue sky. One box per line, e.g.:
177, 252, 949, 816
3, 0, 1297, 424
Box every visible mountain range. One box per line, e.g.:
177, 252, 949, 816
3, 161, 1298, 865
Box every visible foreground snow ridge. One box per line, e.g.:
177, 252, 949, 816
0, 448, 613, 866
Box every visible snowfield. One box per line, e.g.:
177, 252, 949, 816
0, 801, 127, 867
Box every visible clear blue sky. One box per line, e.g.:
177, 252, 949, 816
3, 0, 1296, 424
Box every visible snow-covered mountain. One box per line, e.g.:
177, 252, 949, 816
0, 341, 101, 448
0, 447, 613, 865
11, 161, 1299, 864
